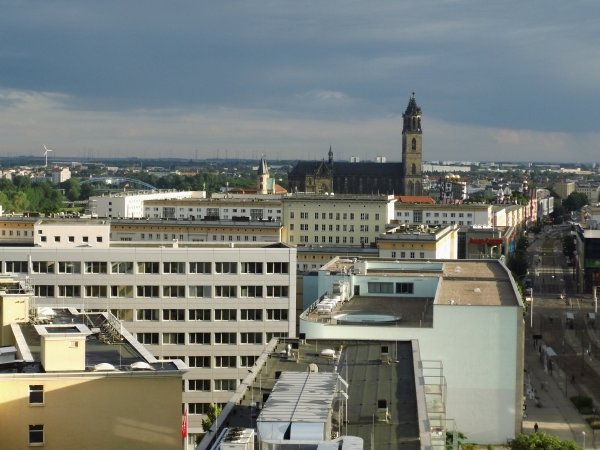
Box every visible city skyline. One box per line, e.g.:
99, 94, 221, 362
0, 1, 599, 163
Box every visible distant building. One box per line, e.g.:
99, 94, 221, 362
51, 166, 71, 184
553, 181, 575, 200
89, 190, 202, 218
288, 93, 424, 196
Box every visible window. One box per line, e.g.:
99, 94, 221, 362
5, 261, 27, 273
266, 309, 288, 321
137, 285, 160, 297
240, 355, 258, 367
58, 261, 81, 274
368, 282, 394, 294
163, 262, 185, 274
420, 252, 425, 259
240, 309, 262, 321
266, 331, 288, 340
189, 285, 211, 298
266, 262, 289, 274
241, 262, 263, 274
163, 333, 185, 345
34, 285, 55, 297
136, 309, 159, 321
214, 379, 237, 391
31, 261, 55, 274
189, 333, 211, 344
84, 261, 108, 274
29, 385, 44, 405
240, 285, 263, 297
162, 309, 185, 321
188, 379, 211, 392
410, 252, 415, 259
54, 236, 60, 243
360, 213, 369, 220
396, 282, 414, 294
214, 332, 237, 344
215, 262, 237, 274
215, 285, 236, 298
29, 425, 44, 445
137, 262, 159, 274
215, 355, 237, 368
214, 309, 237, 321
188, 309, 211, 321
85, 285, 107, 297
111, 285, 134, 298
111, 261, 133, 274
58, 285, 81, 297
163, 285, 185, 298
138, 333, 159, 345
189, 262, 211, 274
400, 251, 406, 258
189, 403, 211, 415
189, 356, 210, 368
266, 286, 288, 297
240, 332, 263, 344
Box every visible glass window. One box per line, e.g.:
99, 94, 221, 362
29, 425, 44, 445
29, 385, 44, 405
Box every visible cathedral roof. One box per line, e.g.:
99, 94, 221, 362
290, 160, 403, 177
404, 92, 422, 116
257, 156, 269, 176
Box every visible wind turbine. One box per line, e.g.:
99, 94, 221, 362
43, 145, 53, 168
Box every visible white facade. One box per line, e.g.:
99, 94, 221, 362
0, 242, 297, 437
394, 204, 493, 227
51, 166, 71, 184
299, 259, 523, 444
144, 197, 283, 222
90, 191, 200, 218
33, 219, 111, 248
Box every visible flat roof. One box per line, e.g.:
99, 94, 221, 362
211, 339, 421, 450
2, 309, 184, 374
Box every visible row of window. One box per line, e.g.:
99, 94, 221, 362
367, 281, 414, 294
38, 234, 102, 244
390, 251, 426, 259
291, 212, 380, 220
139, 331, 287, 346
292, 224, 380, 233
1, 229, 30, 237
4, 260, 289, 275
397, 211, 474, 218
293, 236, 368, 244
137, 308, 288, 322
33, 284, 289, 298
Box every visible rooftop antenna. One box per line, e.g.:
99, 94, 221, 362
43, 145, 53, 168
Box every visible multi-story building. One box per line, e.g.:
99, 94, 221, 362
0, 276, 186, 450
298, 257, 524, 444
51, 166, 71, 184
0, 220, 297, 444
576, 184, 600, 205
376, 224, 459, 260
394, 203, 493, 227
492, 204, 526, 230
553, 181, 575, 200
282, 194, 395, 247
110, 218, 283, 244
90, 190, 202, 218
143, 197, 283, 222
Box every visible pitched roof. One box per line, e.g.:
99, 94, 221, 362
395, 195, 436, 204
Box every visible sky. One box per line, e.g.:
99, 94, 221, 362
0, 1, 599, 164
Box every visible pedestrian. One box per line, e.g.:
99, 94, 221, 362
534, 423, 539, 433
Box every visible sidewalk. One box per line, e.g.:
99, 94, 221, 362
524, 334, 596, 449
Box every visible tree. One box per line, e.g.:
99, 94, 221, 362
62, 178, 81, 201
201, 403, 222, 432
563, 192, 588, 213
509, 432, 580, 450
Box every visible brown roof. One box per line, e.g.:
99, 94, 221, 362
395, 195, 436, 204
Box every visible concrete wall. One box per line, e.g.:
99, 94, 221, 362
299, 303, 523, 444
0, 375, 182, 450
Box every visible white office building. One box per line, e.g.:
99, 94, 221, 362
0, 220, 297, 441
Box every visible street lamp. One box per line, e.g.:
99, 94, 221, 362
582, 431, 586, 449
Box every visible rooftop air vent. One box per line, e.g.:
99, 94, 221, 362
130, 361, 154, 371
93, 363, 117, 371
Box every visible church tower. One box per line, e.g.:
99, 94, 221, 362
257, 155, 270, 194
401, 93, 423, 196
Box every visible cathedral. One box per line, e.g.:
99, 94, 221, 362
288, 93, 423, 195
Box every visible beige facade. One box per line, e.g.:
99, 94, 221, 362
576, 184, 600, 205
0, 375, 183, 450
377, 225, 459, 259
553, 181, 575, 200
282, 194, 395, 247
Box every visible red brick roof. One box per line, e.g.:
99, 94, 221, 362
395, 195, 436, 204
